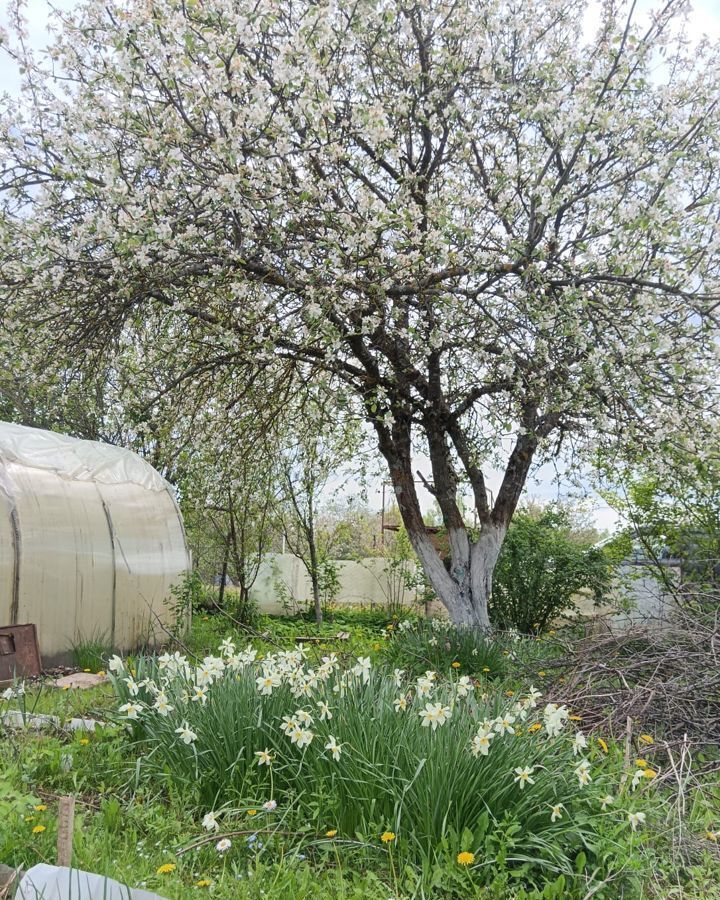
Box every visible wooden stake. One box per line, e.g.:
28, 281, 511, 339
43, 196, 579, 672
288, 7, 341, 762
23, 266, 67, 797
56, 796, 75, 868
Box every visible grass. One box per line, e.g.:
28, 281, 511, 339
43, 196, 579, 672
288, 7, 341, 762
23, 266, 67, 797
1, 609, 719, 898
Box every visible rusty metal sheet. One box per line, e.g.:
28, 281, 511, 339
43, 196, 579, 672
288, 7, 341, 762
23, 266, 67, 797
0, 623, 42, 683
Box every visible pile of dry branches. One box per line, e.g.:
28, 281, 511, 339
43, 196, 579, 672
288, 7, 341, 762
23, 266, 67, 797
527, 605, 720, 749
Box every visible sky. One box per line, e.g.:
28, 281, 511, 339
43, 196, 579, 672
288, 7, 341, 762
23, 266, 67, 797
2, 0, 718, 531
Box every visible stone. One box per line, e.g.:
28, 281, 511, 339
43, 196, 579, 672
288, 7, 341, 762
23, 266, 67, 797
53, 673, 107, 690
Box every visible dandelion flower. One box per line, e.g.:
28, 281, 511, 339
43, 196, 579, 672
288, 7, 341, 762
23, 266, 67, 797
202, 812, 219, 832
457, 851, 475, 866
513, 766, 536, 789
628, 811, 646, 831
156, 863, 176, 875
643, 769, 657, 779
527, 723, 542, 733
175, 722, 197, 744
568, 714, 582, 722
380, 831, 396, 843
706, 831, 718, 842
451, 662, 461, 669
247, 809, 257, 817
33, 804, 47, 812
79, 738, 89, 746
482, 666, 490, 673
32, 825, 46, 834
639, 734, 654, 745
196, 879, 212, 887
255, 749, 273, 766
326, 829, 337, 838
263, 800, 277, 811
635, 759, 648, 768
216, 838, 232, 853
597, 737, 609, 753
550, 803, 564, 822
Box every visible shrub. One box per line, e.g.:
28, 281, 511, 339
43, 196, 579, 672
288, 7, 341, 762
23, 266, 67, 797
108, 643, 656, 893
490, 509, 612, 633
384, 617, 507, 678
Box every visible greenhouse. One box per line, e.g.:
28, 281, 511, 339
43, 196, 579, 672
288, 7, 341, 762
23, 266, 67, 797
0, 422, 190, 664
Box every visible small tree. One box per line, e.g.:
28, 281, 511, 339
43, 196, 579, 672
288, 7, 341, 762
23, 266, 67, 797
490, 507, 611, 633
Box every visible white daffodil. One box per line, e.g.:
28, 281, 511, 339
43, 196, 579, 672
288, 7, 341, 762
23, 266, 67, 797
352, 657, 371, 684
513, 766, 536, 789
494, 714, 516, 735
280, 715, 298, 735
572, 732, 588, 756
543, 703, 569, 737
393, 668, 405, 687
108, 654, 125, 674
202, 812, 219, 832
415, 676, 434, 698
289, 727, 314, 749
152, 693, 173, 716
256, 671, 282, 696
456, 676, 472, 699
317, 701, 332, 721
295, 708, 314, 726
124, 676, 140, 697
175, 722, 197, 744
470, 732, 493, 757
191, 685, 209, 705
255, 749, 273, 766
550, 803, 564, 822
119, 702, 142, 720
393, 695, 408, 712
574, 759, 592, 786
628, 811, 646, 831
600, 795, 614, 810
418, 702, 451, 731
324, 735, 342, 761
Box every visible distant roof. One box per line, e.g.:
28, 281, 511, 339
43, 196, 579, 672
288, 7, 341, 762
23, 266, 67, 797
0, 421, 168, 492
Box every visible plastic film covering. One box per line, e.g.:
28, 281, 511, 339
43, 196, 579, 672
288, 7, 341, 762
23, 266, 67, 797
0, 421, 168, 492
0, 422, 190, 662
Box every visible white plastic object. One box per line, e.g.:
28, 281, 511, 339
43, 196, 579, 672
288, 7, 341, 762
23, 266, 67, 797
17, 864, 166, 899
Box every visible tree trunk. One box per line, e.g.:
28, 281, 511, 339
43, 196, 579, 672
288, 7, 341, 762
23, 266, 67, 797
308, 542, 323, 624
405, 521, 505, 630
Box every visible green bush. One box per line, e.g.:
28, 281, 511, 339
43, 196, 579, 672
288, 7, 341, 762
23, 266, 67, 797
490, 509, 612, 633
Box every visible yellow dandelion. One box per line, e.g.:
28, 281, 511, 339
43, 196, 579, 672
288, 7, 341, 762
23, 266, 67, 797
559, 676, 566, 683
373, 642, 381, 651
538, 671, 546, 677
32, 825, 46, 834
247, 809, 258, 817
569, 714, 582, 721
156, 863, 176, 875
380, 831, 396, 843
505, 689, 514, 697
643, 769, 657, 779
83, 668, 91, 673
326, 829, 338, 838
548, 630, 556, 635
639, 734, 654, 745
527, 723, 542, 733
706, 831, 718, 842
24, 816, 34, 822
457, 851, 475, 866
34, 805, 47, 812
635, 759, 648, 768
96, 670, 106, 677
196, 879, 212, 887
79, 738, 89, 746
482, 666, 491, 672
597, 737, 608, 753
451, 662, 461, 669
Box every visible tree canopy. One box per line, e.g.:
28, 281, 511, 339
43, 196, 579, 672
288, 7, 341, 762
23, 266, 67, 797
2, 0, 719, 625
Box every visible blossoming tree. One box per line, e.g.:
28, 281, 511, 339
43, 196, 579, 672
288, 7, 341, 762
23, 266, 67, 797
2, 0, 719, 627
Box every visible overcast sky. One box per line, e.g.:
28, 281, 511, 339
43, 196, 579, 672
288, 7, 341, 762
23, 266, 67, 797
2, 0, 718, 531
